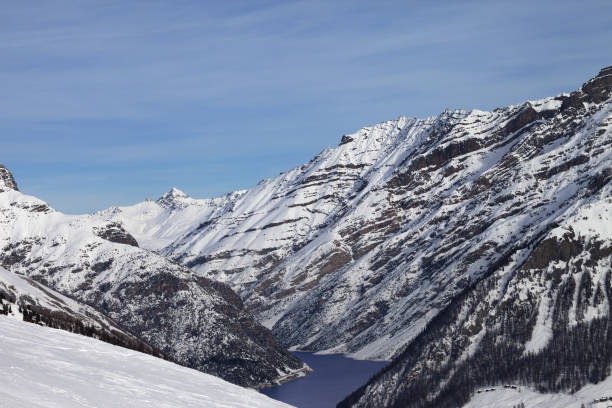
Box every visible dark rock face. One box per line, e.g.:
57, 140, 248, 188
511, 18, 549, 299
10, 201, 51, 213
582, 65, 612, 103
339, 134, 354, 145
0, 164, 18, 191
502, 105, 541, 135
94, 223, 139, 247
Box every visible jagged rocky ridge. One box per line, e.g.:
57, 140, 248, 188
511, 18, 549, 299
0, 171, 308, 388
0, 265, 162, 357
101, 66, 612, 365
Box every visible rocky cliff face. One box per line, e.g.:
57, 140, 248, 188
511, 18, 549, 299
0, 182, 308, 387
102, 67, 612, 365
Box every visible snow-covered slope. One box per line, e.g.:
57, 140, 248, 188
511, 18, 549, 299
0, 317, 294, 408
339, 192, 612, 407
0, 174, 308, 388
464, 379, 612, 408
102, 66, 612, 363
98, 188, 246, 251
0, 266, 160, 356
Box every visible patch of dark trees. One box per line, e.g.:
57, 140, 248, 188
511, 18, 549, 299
422, 316, 612, 408
1, 289, 168, 362
339, 267, 612, 408
340, 315, 611, 408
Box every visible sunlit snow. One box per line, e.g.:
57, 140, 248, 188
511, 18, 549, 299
0, 318, 294, 408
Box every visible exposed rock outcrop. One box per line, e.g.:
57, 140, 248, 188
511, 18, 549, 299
0, 163, 18, 191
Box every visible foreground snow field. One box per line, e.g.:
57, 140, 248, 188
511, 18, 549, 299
0, 318, 294, 408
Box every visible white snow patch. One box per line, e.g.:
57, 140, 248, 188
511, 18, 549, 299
465, 374, 612, 408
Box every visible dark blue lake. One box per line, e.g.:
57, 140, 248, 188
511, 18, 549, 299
261, 352, 388, 408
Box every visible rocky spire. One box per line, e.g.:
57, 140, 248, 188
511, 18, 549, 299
0, 163, 19, 192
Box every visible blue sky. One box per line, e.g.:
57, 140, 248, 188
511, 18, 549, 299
2, 0, 611, 213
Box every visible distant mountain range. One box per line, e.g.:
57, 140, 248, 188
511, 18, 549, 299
1, 66, 611, 407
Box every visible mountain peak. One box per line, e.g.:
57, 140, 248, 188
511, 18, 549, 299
0, 163, 19, 192
166, 187, 188, 198
156, 187, 190, 208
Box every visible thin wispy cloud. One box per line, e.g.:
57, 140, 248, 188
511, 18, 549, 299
2, 0, 611, 212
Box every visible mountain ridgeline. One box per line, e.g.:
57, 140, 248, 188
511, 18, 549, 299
101, 66, 610, 352
98, 66, 611, 405
335, 67, 612, 406
0, 66, 610, 406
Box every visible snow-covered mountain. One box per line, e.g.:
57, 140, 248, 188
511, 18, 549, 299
0, 265, 160, 356
334, 66, 612, 408
339, 197, 612, 407
0, 174, 308, 388
101, 65, 612, 368
3, 66, 610, 407
98, 187, 246, 251
0, 317, 294, 408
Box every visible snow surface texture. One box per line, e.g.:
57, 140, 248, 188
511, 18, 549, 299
0, 185, 307, 387
0, 317, 294, 408
101, 67, 612, 362
465, 379, 612, 408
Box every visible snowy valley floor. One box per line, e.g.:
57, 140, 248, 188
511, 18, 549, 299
0, 317, 294, 408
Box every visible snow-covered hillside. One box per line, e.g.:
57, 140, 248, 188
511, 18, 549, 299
339, 191, 612, 407
102, 66, 612, 364
0, 317, 294, 408
97, 187, 246, 251
464, 380, 612, 408
0, 266, 160, 356
0, 178, 308, 387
